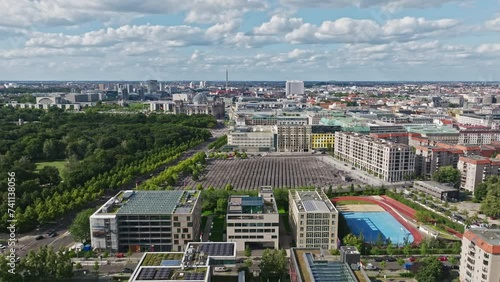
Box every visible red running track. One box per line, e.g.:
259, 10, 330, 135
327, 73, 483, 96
332, 196, 423, 245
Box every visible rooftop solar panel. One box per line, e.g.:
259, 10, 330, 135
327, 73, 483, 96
137, 268, 157, 280
154, 268, 172, 280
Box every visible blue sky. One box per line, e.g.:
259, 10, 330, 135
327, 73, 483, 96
0, 0, 499, 81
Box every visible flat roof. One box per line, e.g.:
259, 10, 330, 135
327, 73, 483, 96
303, 200, 330, 212
467, 228, 500, 248
292, 190, 338, 214
414, 181, 458, 192
292, 249, 358, 282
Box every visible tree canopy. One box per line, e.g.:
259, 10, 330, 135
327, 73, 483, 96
69, 208, 95, 243
431, 166, 460, 187
260, 249, 288, 279
0, 246, 73, 282
413, 256, 448, 282
0, 107, 214, 232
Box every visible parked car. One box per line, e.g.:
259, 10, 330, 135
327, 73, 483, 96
116, 253, 125, 258
122, 268, 133, 273
439, 256, 448, 261
364, 263, 377, 270
34, 235, 44, 240
48, 232, 58, 238
386, 256, 397, 262
214, 267, 229, 272
236, 258, 245, 263
373, 257, 383, 262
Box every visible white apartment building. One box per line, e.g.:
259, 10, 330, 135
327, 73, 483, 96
286, 80, 305, 96
288, 189, 339, 250
457, 156, 500, 193
459, 129, 500, 145
228, 127, 274, 152
226, 187, 279, 251
90, 190, 201, 253
460, 228, 500, 282
334, 132, 415, 182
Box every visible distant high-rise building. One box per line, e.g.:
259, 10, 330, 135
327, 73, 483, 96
146, 80, 158, 94
286, 80, 304, 96
126, 84, 133, 93
121, 89, 129, 101
199, 81, 206, 88
189, 82, 194, 89
98, 84, 105, 91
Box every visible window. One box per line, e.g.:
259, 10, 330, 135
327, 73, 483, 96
174, 222, 181, 227
183, 228, 188, 233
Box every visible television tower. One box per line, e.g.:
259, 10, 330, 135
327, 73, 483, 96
225, 69, 228, 92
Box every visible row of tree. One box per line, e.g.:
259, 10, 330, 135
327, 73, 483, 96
140, 152, 207, 189
0, 246, 73, 282
207, 135, 227, 150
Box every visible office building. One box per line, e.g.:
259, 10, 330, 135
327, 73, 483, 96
146, 80, 158, 94
274, 125, 312, 152
227, 127, 275, 152
130, 242, 236, 282
286, 80, 305, 96
334, 132, 415, 182
147, 97, 225, 119
90, 190, 201, 253
288, 189, 339, 250
311, 125, 342, 151
413, 181, 459, 201
460, 228, 500, 282
289, 247, 369, 282
226, 187, 279, 251
457, 156, 500, 193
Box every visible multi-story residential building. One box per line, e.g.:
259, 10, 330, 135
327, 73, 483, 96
334, 132, 415, 182
414, 146, 463, 178
226, 187, 279, 251
369, 132, 412, 145
460, 228, 500, 282
459, 129, 500, 145
457, 156, 500, 193
288, 189, 339, 250
227, 127, 274, 152
90, 190, 201, 253
274, 125, 312, 152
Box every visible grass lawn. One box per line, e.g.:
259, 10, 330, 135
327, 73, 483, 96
36, 160, 66, 173
278, 208, 287, 214
334, 200, 375, 206
202, 210, 214, 216
209, 216, 225, 242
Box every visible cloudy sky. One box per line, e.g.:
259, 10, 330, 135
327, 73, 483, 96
0, 0, 499, 81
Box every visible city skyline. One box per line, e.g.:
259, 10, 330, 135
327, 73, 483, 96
0, 0, 499, 81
